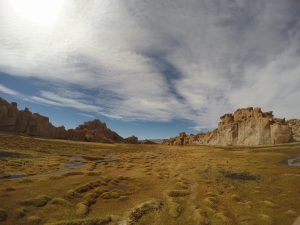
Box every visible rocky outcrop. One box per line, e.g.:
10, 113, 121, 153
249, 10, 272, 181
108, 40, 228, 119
139, 139, 157, 144
0, 98, 66, 139
287, 119, 300, 142
66, 120, 124, 143
124, 135, 139, 144
0, 98, 125, 143
163, 107, 294, 146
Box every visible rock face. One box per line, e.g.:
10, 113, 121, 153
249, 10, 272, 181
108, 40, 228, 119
66, 120, 124, 143
0, 98, 125, 143
287, 119, 300, 142
163, 107, 294, 146
124, 135, 139, 144
139, 139, 157, 144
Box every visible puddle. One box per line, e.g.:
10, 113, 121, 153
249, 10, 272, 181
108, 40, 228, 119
64, 155, 85, 167
222, 171, 259, 181
0, 150, 31, 159
0, 173, 36, 180
64, 161, 84, 167
0, 155, 86, 180
288, 156, 300, 167
109, 185, 129, 192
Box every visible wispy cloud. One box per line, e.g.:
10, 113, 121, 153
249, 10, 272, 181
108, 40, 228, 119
77, 112, 95, 119
0, 84, 19, 96
29, 90, 103, 114
0, 0, 299, 129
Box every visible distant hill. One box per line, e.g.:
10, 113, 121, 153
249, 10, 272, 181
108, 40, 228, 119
0, 97, 127, 143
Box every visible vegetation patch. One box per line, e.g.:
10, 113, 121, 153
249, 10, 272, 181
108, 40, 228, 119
15, 207, 27, 218
128, 199, 163, 225
27, 215, 42, 224
0, 208, 8, 222
166, 190, 190, 197
49, 198, 71, 206
0, 150, 31, 159
101, 191, 120, 199
75, 181, 102, 193
62, 171, 84, 177
44, 216, 112, 225
75, 203, 89, 216
222, 171, 259, 181
20, 195, 51, 207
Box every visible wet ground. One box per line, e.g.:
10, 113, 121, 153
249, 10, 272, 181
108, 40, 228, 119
0, 134, 299, 225
288, 156, 300, 167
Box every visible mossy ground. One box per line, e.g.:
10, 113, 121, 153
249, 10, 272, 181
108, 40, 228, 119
0, 133, 299, 225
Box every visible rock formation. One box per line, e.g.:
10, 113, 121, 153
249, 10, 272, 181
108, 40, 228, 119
163, 107, 294, 146
139, 139, 157, 144
0, 98, 125, 143
66, 120, 124, 143
287, 119, 300, 142
124, 135, 139, 144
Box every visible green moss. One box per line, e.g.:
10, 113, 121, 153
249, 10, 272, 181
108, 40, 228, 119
44, 216, 112, 225
203, 197, 218, 209
128, 199, 163, 224
75, 181, 101, 193
66, 189, 80, 199
20, 195, 51, 207
175, 182, 189, 189
27, 216, 42, 224
75, 203, 88, 216
49, 198, 71, 206
62, 172, 84, 177
167, 190, 190, 197
101, 191, 120, 199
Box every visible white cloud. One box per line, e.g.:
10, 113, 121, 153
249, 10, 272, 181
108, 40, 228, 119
0, 0, 299, 129
32, 90, 102, 113
0, 84, 19, 96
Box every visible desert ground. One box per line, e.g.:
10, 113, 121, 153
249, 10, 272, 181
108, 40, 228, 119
0, 134, 299, 225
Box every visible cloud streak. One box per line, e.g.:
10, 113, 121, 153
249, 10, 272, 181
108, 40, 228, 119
0, 84, 19, 96
0, 0, 300, 129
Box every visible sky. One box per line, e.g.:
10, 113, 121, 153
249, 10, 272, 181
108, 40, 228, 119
0, 0, 300, 139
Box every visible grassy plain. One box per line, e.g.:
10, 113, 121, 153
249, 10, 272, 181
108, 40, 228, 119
0, 133, 299, 225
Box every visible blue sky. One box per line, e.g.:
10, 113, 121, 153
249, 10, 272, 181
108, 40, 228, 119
0, 72, 199, 139
1, 0, 300, 139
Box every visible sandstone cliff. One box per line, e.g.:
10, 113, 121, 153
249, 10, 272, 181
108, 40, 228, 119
287, 119, 300, 142
0, 98, 125, 143
163, 107, 294, 146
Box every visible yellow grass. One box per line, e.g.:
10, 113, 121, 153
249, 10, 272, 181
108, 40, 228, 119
0, 133, 299, 225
